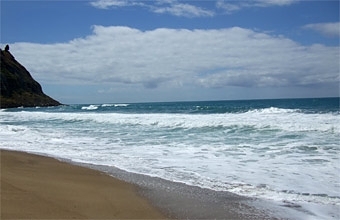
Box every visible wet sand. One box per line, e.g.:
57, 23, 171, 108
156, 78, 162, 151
1, 149, 287, 219
84, 163, 286, 220
0, 150, 166, 219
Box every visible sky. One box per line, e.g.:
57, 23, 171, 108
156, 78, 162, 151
1, 0, 339, 104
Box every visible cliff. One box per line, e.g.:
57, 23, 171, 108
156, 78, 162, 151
0, 47, 61, 108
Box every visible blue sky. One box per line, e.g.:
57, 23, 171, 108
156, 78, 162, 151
1, 0, 339, 104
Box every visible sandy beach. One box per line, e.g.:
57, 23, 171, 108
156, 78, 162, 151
1, 149, 290, 220
0, 150, 167, 219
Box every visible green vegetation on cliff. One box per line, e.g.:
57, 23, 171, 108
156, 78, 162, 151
0, 46, 61, 108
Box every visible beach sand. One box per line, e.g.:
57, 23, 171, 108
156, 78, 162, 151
1, 150, 287, 220
0, 150, 167, 219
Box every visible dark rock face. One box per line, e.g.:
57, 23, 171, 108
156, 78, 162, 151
0, 48, 61, 108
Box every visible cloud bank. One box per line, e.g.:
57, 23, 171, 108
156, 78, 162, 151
303, 22, 340, 37
9, 26, 339, 91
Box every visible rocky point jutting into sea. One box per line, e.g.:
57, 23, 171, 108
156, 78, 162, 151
0, 45, 61, 108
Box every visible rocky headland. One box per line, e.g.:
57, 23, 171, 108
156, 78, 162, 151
0, 45, 61, 108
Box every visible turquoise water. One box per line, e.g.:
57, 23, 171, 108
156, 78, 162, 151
12, 97, 337, 114
1, 97, 339, 219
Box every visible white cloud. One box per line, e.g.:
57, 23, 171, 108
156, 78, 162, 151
303, 22, 340, 37
215, 1, 241, 14
8, 26, 339, 91
90, 0, 125, 9
90, 0, 299, 16
151, 2, 214, 17
216, 0, 299, 14
90, 0, 144, 9
255, 0, 298, 7
90, 0, 214, 17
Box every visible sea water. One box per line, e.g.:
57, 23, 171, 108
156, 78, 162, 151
1, 98, 339, 219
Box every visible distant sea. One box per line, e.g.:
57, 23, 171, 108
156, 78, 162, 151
1, 97, 339, 219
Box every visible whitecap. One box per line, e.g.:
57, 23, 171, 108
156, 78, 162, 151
114, 104, 129, 107
81, 105, 98, 110
248, 107, 297, 114
101, 104, 115, 107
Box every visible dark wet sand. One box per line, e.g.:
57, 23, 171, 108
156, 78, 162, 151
1, 149, 286, 219
81, 162, 286, 219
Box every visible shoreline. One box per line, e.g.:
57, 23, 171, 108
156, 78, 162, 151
80, 162, 295, 220
80, 163, 268, 219
1, 149, 294, 219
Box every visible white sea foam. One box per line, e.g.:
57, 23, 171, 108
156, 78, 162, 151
81, 103, 130, 109
249, 107, 297, 114
3, 107, 338, 132
101, 103, 130, 107
81, 105, 99, 110
101, 103, 115, 107
114, 103, 129, 107
33, 111, 336, 133
0, 107, 339, 219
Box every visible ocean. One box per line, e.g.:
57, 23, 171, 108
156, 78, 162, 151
1, 97, 339, 219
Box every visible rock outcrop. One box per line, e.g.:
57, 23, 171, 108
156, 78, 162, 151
0, 46, 61, 108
